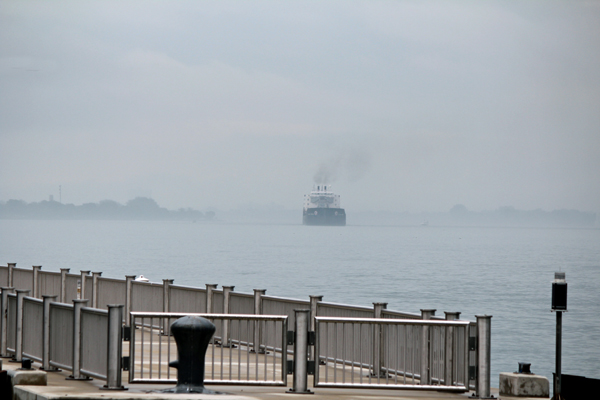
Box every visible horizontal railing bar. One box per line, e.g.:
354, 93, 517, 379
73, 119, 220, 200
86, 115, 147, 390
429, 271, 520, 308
131, 378, 287, 386
316, 317, 470, 327
381, 310, 422, 319
169, 284, 207, 292
261, 295, 310, 304
80, 368, 107, 380
318, 355, 421, 380
97, 276, 126, 283
22, 352, 42, 363
317, 301, 374, 312
23, 297, 43, 304
205, 380, 286, 386
320, 356, 372, 370
131, 312, 287, 321
229, 292, 253, 298
226, 339, 291, 355
50, 360, 72, 371
38, 270, 60, 276
49, 302, 74, 310
81, 307, 108, 316
315, 382, 468, 391
131, 281, 163, 287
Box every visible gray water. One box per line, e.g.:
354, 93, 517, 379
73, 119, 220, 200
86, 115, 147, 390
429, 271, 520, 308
1, 219, 599, 387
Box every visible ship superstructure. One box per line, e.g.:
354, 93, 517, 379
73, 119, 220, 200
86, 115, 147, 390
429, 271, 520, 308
302, 184, 346, 226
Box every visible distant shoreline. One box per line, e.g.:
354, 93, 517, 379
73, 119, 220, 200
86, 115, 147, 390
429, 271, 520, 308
0, 197, 215, 222
0, 198, 596, 228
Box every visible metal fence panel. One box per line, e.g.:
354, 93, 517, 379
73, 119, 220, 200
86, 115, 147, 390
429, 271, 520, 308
314, 317, 469, 392
13, 269, 33, 292
65, 275, 80, 304
262, 296, 309, 351
263, 296, 309, 324
169, 285, 206, 313
96, 278, 126, 309
382, 323, 421, 382
49, 303, 74, 370
317, 302, 374, 319
0, 266, 7, 286
22, 297, 43, 362
229, 293, 254, 315
83, 275, 92, 300
129, 312, 288, 386
228, 293, 254, 341
7, 294, 17, 354
131, 281, 163, 312
38, 271, 61, 298
212, 290, 224, 314
80, 308, 108, 379
11, 268, 31, 291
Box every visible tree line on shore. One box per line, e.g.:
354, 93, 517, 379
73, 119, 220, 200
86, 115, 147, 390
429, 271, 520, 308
0, 197, 214, 221
0, 198, 596, 227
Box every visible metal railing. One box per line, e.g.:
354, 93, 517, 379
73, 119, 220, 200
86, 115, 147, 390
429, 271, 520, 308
22, 296, 43, 363
80, 307, 109, 379
6, 293, 18, 357
314, 316, 470, 391
48, 302, 74, 371
129, 312, 288, 386
0, 264, 491, 396
0, 284, 124, 389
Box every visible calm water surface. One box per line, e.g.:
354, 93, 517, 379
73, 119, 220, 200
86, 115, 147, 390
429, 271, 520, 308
1, 220, 599, 386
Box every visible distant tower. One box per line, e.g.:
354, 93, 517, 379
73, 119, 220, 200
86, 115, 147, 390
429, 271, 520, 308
49, 195, 54, 202
59, 185, 62, 203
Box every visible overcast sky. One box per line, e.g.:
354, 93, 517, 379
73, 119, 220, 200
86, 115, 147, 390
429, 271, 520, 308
1, 0, 599, 213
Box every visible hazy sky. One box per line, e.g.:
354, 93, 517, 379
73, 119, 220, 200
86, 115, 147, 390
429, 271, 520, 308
1, 1, 599, 213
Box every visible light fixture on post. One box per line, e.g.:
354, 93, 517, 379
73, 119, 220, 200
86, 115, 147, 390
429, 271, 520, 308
551, 272, 567, 400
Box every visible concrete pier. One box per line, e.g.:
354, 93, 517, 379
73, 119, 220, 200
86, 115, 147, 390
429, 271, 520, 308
3, 359, 554, 400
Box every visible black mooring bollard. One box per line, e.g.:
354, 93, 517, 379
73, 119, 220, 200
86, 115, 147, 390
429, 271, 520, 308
156, 315, 222, 394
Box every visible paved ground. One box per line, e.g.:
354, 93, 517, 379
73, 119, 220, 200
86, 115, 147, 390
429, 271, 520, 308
4, 360, 551, 400
2, 325, 549, 400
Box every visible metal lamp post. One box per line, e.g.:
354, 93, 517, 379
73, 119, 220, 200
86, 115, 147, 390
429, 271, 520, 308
551, 272, 567, 400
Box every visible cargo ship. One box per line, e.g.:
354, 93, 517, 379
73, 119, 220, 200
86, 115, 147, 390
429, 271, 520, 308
302, 185, 346, 226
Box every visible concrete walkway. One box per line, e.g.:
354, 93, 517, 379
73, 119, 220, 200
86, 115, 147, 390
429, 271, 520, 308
4, 360, 552, 400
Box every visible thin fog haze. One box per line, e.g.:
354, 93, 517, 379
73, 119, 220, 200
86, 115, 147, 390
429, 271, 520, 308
1, 1, 599, 213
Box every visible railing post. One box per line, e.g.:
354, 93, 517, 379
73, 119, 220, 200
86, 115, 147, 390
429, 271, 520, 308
41, 295, 59, 371
7, 263, 16, 287
79, 271, 90, 301
222, 286, 234, 347
0, 287, 15, 357
60, 268, 70, 303
289, 309, 311, 394
68, 299, 90, 380
91, 272, 102, 308
13, 289, 30, 362
372, 302, 387, 377
32, 266, 42, 298
309, 295, 322, 362
444, 311, 461, 386
468, 322, 476, 392
475, 315, 492, 398
162, 279, 173, 335
103, 304, 126, 390
253, 289, 266, 353
125, 275, 135, 326
205, 284, 217, 313
420, 309, 436, 385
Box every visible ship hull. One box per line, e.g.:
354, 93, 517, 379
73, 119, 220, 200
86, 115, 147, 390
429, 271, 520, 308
303, 208, 346, 226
